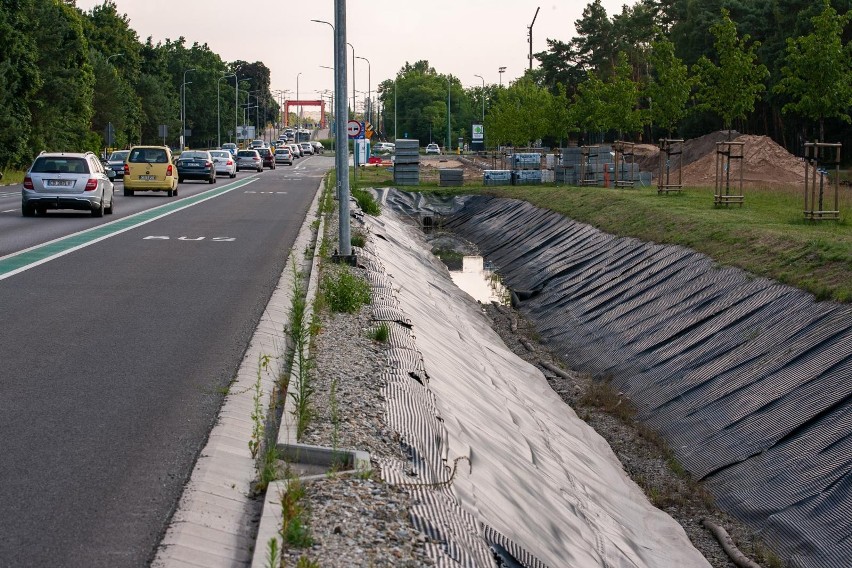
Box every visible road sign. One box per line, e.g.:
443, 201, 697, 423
347, 120, 363, 139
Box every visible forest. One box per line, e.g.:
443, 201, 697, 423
378, 0, 852, 157
2, 0, 851, 170
0, 0, 279, 169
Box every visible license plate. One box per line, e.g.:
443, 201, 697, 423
47, 180, 72, 187
139, 175, 156, 181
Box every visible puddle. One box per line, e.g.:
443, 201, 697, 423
447, 255, 510, 305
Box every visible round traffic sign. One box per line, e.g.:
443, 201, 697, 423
346, 120, 362, 138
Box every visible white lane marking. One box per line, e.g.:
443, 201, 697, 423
0, 177, 259, 280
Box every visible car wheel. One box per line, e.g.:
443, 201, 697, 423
167, 188, 174, 197
178, 177, 184, 184
92, 198, 105, 217
124, 188, 134, 196
257, 167, 262, 172
22, 203, 34, 217
209, 174, 215, 184
230, 172, 236, 178
36, 205, 47, 216
105, 196, 114, 214
173, 187, 178, 197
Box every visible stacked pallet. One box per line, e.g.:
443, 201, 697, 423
393, 139, 419, 186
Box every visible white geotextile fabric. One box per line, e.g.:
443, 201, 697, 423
365, 209, 711, 568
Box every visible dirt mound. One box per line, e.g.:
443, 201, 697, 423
681, 134, 805, 188
628, 131, 740, 173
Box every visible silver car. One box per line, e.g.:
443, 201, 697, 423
274, 147, 293, 165
236, 149, 263, 172
299, 142, 314, 156
22, 151, 115, 217
210, 150, 237, 178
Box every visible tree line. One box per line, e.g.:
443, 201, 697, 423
0, 0, 280, 170
377, 0, 852, 154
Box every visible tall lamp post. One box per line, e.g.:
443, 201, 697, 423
181, 68, 195, 149
446, 77, 451, 152
296, 72, 302, 132
218, 73, 236, 148
498, 66, 506, 87
356, 55, 371, 126
347, 42, 356, 119
474, 74, 485, 123
106, 53, 124, 66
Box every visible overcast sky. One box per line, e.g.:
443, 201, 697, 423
76, 0, 631, 112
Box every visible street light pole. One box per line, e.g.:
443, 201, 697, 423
336, 1, 352, 257
218, 73, 236, 148
474, 74, 485, 123
446, 77, 451, 152
296, 72, 302, 133
394, 78, 397, 140
106, 53, 124, 65
498, 66, 506, 87
181, 68, 195, 149
356, 56, 371, 126
347, 42, 355, 119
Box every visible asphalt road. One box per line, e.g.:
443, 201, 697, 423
0, 155, 331, 567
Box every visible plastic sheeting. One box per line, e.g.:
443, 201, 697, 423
360, 205, 711, 567
371, 190, 850, 568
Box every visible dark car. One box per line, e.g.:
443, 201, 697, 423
177, 150, 216, 184
105, 150, 129, 179
257, 147, 276, 169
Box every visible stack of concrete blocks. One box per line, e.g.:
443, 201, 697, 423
557, 147, 582, 185
483, 170, 512, 186
393, 139, 420, 186
438, 168, 464, 187
511, 153, 542, 185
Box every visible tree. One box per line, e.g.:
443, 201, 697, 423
485, 77, 553, 146
647, 37, 693, 136
571, 71, 608, 142
601, 51, 645, 139
692, 8, 769, 135
0, 0, 41, 168
26, 0, 96, 154
774, 0, 852, 141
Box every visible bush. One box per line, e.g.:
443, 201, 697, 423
351, 187, 380, 215
321, 266, 371, 313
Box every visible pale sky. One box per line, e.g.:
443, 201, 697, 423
76, 0, 631, 112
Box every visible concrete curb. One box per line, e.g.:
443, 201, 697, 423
152, 176, 327, 568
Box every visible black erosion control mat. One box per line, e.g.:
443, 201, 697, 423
374, 189, 852, 568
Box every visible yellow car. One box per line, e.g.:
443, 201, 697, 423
123, 146, 179, 197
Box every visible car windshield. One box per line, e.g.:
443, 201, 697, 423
276, 149, 290, 154
30, 157, 89, 174
237, 151, 257, 157
257, 148, 270, 156
129, 148, 168, 163
180, 152, 207, 160
108, 151, 129, 161
210, 151, 230, 158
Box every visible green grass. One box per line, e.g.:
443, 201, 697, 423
1, 169, 26, 185
320, 265, 371, 313
427, 183, 852, 303
368, 323, 390, 343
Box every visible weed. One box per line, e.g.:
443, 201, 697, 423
320, 266, 371, 313
264, 537, 280, 568
368, 323, 390, 343
279, 479, 314, 548
285, 260, 315, 440
296, 557, 320, 568
351, 231, 366, 248
579, 377, 636, 423
351, 187, 380, 215
255, 445, 281, 493
310, 219, 320, 231
249, 354, 271, 459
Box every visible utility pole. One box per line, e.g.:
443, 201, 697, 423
528, 6, 540, 72
335, 0, 352, 258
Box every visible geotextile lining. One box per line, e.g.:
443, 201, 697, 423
360, 204, 711, 567
373, 190, 850, 568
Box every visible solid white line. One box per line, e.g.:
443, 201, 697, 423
2, 209, 15, 213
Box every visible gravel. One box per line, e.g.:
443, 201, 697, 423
271, 209, 779, 568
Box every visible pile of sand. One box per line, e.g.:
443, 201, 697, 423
681, 134, 805, 188
627, 131, 804, 189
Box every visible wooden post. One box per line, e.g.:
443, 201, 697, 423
657, 138, 684, 194
613, 141, 636, 188
803, 142, 841, 221
714, 141, 745, 207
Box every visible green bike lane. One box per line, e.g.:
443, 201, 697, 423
0, 176, 258, 281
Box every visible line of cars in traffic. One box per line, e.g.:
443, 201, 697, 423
20, 137, 323, 217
